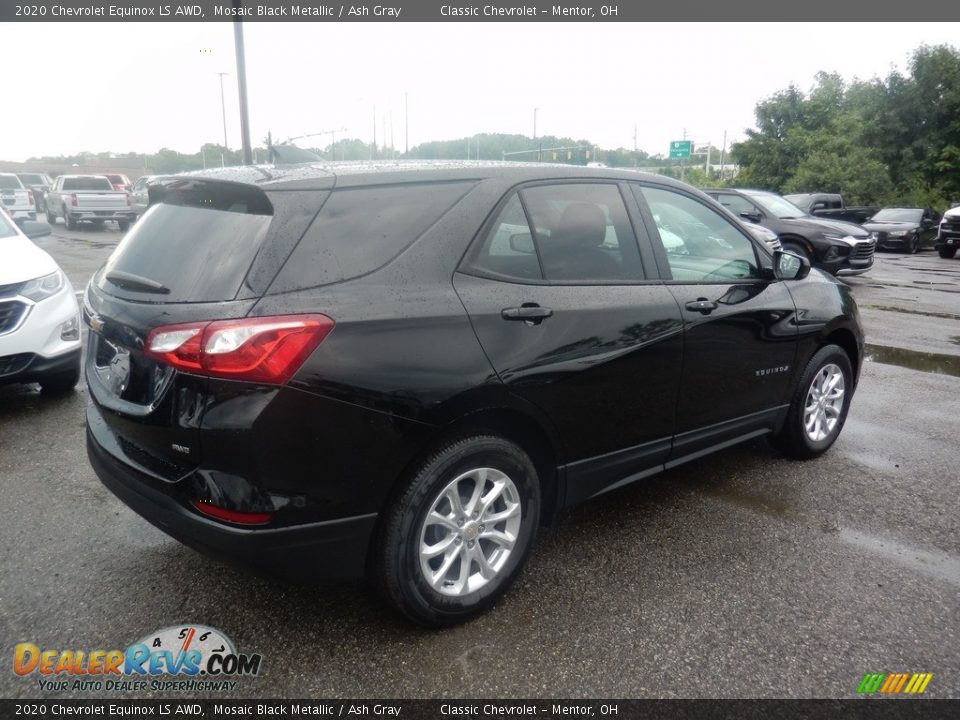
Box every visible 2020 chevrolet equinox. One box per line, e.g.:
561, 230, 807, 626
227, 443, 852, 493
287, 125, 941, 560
84, 163, 863, 626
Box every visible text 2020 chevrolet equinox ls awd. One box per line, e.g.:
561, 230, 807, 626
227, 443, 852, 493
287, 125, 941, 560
84, 163, 863, 626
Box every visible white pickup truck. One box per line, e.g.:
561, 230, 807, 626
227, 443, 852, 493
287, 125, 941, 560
45, 174, 136, 231
0, 173, 37, 221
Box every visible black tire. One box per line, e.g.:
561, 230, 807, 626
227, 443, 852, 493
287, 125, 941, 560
117, 220, 130, 232
64, 208, 77, 230
910, 234, 920, 254
46, 207, 57, 224
939, 245, 957, 259
39, 362, 81, 395
772, 344, 853, 460
374, 434, 540, 627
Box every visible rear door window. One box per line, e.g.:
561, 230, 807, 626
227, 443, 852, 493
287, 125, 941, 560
464, 183, 645, 284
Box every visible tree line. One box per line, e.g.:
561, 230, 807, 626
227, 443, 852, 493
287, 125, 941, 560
731, 44, 960, 209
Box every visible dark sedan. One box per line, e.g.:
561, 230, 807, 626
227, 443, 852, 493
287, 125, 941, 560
862, 208, 940, 253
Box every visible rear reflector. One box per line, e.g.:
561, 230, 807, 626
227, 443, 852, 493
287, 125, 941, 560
191, 500, 273, 525
145, 314, 334, 384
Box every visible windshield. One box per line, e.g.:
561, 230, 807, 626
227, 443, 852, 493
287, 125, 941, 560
744, 191, 807, 219
871, 208, 922, 223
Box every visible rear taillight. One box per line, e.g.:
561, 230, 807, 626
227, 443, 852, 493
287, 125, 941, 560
27, 189, 34, 207
191, 500, 273, 525
145, 314, 334, 384
70, 193, 78, 207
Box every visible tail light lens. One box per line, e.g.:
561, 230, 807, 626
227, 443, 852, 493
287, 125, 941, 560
191, 500, 273, 525
70, 193, 78, 207
27, 189, 34, 207
145, 314, 334, 384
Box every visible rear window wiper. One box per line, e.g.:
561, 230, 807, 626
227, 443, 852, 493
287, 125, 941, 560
105, 271, 171, 294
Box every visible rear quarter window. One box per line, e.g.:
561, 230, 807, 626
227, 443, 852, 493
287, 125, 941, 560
269, 181, 476, 292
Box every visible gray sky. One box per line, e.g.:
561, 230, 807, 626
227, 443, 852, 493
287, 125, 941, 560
1, 22, 957, 161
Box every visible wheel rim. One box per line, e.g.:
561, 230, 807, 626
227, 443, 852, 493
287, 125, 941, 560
803, 363, 845, 442
418, 467, 522, 597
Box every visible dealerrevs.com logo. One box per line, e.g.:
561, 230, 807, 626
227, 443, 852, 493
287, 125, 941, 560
857, 672, 933, 695
14, 625, 262, 693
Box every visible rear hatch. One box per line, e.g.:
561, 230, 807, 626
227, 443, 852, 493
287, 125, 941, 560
84, 176, 323, 481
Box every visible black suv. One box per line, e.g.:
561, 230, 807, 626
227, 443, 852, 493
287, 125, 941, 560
85, 164, 863, 626
702, 188, 876, 276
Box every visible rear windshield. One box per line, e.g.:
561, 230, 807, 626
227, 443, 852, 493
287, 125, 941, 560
270, 181, 475, 292
105, 175, 128, 184
17, 174, 45, 185
0, 176, 23, 189
98, 198, 272, 303
63, 177, 113, 191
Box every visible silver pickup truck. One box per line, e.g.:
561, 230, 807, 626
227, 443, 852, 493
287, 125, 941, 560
0, 173, 36, 221
46, 174, 136, 231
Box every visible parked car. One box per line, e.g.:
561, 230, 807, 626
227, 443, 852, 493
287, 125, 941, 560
936, 205, 960, 258
104, 174, 132, 192
45, 174, 136, 231
862, 208, 940, 253
16, 172, 53, 214
0, 207, 81, 393
784, 193, 880, 225
85, 164, 864, 626
129, 175, 158, 219
703, 188, 875, 275
0, 173, 37, 221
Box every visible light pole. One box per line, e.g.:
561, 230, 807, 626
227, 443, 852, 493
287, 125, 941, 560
216, 72, 229, 149
533, 107, 539, 140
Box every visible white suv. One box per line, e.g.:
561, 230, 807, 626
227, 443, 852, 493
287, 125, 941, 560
0, 208, 81, 393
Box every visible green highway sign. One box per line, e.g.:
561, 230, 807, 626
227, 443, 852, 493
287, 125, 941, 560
669, 140, 693, 159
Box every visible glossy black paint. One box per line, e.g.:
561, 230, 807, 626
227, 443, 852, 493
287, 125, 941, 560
84, 163, 865, 583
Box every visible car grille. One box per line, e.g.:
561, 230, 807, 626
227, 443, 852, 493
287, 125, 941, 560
874, 231, 888, 243
942, 221, 960, 234
0, 300, 28, 335
851, 242, 876, 261
0, 281, 25, 297
0, 353, 32, 378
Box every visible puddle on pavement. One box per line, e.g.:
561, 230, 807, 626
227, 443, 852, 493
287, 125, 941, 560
865, 305, 960, 321
837, 528, 960, 588
865, 344, 960, 377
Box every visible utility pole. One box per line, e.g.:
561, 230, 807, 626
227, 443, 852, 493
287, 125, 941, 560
633, 124, 638, 167
719, 130, 727, 179
404, 92, 409, 155
216, 72, 229, 149
372, 103, 376, 160
232, 9, 252, 165
681, 128, 686, 183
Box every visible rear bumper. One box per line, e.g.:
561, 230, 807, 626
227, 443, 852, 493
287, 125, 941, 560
68, 210, 136, 222
87, 422, 378, 583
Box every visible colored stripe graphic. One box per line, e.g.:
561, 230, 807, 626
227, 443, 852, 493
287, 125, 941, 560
858, 672, 932, 694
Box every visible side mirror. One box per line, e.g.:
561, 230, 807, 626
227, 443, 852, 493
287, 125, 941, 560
774, 249, 810, 280
17, 220, 53, 239
508, 232, 535, 254
738, 210, 761, 224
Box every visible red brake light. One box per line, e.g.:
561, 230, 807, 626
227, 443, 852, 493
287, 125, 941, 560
191, 500, 273, 525
27, 189, 34, 206
145, 314, 334, 384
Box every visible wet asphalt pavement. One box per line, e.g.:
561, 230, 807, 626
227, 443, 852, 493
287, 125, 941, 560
1, 224, 958, 699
